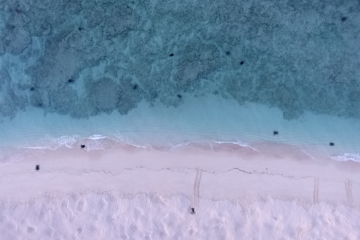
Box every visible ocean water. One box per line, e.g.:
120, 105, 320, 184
0, 0, 359, 161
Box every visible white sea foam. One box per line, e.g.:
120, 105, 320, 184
20, 134, 152, 152
213, 140, 259, 152
22, 135, 80, 150
52, 135, 80, 148
87, 134, 107, 140
332, 153, 360, 163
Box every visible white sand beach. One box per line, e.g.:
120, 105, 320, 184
1, 140, 359, 239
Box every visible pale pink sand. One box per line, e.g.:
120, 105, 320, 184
0, 140, 359, 239
1, 192, 360, 240
0, 140, 359, 203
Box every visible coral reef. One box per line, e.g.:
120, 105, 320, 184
0, 0, 359, 120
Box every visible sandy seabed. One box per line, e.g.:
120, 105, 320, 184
0, 140, 360, 239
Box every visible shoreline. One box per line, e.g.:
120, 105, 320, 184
1, 96, 360, 155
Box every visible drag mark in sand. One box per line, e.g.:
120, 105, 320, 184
191, 169, 202, 214
1, 165, 358, 208
199, 167, 313, 180
345, 179, 353, 206
0, 166, 314, 181
313, 177, 319, 204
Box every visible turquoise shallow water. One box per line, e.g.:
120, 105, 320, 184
0, 0, 359, 160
